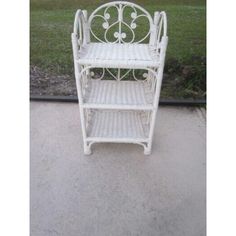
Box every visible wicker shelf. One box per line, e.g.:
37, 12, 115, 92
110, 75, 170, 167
78, 43, 160, 68
83, 80, 154, 110
86, 110, 149, 142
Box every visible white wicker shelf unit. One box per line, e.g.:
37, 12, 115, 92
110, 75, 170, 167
71, 1, 168, 155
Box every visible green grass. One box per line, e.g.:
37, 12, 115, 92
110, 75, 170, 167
30, 0, 206, 98
31, 0, 206, 10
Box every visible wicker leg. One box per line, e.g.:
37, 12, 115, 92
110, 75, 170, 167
144, 142, 152, 155
84, 142, 92, 155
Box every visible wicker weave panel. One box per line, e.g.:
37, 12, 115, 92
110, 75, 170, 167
88, 110, 148, 139
84, 80, 153, 106
78, 43, 160, 67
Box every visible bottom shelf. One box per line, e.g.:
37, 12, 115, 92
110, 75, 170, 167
86, 110, 150, 142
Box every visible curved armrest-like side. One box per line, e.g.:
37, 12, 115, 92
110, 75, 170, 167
159, 11, 167, 37
150, 11, 167, 50
72, 10, 89, 103
72, 9, 89, 49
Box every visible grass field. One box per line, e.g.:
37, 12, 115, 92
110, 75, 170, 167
30, 0, 206, 99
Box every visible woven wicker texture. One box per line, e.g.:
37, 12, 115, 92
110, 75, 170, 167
87, 110, 148, 140
84, 80, 154, 108
78, 43, 160, 67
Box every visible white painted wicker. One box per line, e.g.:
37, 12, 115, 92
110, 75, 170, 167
71, 1, 168, 155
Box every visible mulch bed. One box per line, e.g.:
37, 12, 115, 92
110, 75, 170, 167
30, 66, 77, 96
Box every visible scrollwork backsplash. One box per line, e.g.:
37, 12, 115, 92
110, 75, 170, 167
89, 2, 152, 43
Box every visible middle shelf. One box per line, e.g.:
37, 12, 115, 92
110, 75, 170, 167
82, 80, 155, 110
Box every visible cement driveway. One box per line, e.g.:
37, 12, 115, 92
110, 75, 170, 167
30, 102, 206, 236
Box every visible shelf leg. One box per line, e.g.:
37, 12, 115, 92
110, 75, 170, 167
84, 142, 92, 155
144, 142, 152, 155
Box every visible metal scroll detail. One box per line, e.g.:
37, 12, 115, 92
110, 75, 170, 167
88, 2, 153, 43
88, 68, 151, 82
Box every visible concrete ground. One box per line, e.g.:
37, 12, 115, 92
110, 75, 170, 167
30, 102, 206, 236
